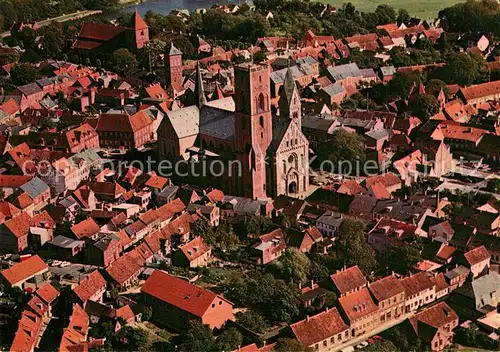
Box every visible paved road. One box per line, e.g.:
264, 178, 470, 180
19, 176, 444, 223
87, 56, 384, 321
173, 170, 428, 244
330, 313, 413, 352
0, 10, 102, 38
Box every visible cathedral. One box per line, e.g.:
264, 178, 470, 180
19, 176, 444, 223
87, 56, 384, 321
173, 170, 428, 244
158, 60, 310, 200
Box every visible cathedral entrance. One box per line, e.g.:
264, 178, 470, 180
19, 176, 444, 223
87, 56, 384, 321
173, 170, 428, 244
288, 181, 297, 194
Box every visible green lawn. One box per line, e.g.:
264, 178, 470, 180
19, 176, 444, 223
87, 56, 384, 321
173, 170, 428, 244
317, 0, 466, 18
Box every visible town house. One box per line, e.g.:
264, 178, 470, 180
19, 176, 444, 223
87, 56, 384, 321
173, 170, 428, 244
401, 272, 436, 313
368, 275, 405, 324
141, 270, 234, 330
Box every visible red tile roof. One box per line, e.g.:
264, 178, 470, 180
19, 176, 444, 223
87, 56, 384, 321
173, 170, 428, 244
10, 310, 42, 352
306, 226, 323, 242
60, 304, 89, 352
430, 273, 449, 293
145, 83, 169, 100
436, 245, 456, 261
365, 172, 401, 189
105, 250, 144, 285
400, 272, 435, 296
290, 308, 349, 347
460, 80, 500, 102
0, 175, 32, 188
337, 179, 366, 196
141, 270, 230, 317
144, 173, 168, 189
1, 255, 48, 286
410, 302, 458, 331
73, 39, 101, 50
463, 245, 490, 266
179, 236, 211, 262
71, 218, 100, 239
3, 212, 32, 238
127, 10, 148, 30
0, 201, 21, 218
96, 111, 152, 133
368, 182, 391, 199
30, 210, 56, 229
338, 287, 378, 321
330, 266, 367, 295
114, 305, 135, 322
27, 295, 49, 317
368, 275, 404, 302
79, 22, 124, 41
73, 270, 107, 303
35, 283, 59, 305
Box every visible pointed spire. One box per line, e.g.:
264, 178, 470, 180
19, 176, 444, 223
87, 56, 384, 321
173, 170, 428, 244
169, 43, 182, 57
128, 9, 148, 30
418, 80, 426, 95
437, 87, 446, 107
282, 67, 297, 105
196, 61, 206, 108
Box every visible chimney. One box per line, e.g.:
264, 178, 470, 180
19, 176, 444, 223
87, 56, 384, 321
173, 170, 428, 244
306, 315, 310, 321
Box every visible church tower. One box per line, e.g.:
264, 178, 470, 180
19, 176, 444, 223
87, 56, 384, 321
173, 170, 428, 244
234, 63, 273, 199
127, 10, 149, 50
195, 61, 207, 108
278, 68, 301, 130
167, 44, 183, 93
234, 63, 273, 153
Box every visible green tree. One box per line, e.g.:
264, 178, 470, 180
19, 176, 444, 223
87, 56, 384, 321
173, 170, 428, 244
215, 328, 243, 352
274, 338, 311, 352
375, 5, 396, 25
178, 321, 215, 352
410, 94, 441, 120
224, 271, 300, 323
271, 248, 311, 284
396, 8, 410, 25
0, 48, 19, 65
235, 310, 268, 333
316, 129, 366, 174
245, 215, 273, 236
383, 236, 424, 275
364, 340, 399, 352
444, 52, 483, 86
112, 48, 137, 75
142, 39, 166, 69
387, 72, 419, 99
486, 179, 500, 193
426, 79, 449, 96
115, 326, 148, 351
336, 219, 378, 275
142, 306, 152, 321
10, 63, 38, 86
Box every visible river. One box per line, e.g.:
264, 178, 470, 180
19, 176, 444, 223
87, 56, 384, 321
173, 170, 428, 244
120, 0, 239, 16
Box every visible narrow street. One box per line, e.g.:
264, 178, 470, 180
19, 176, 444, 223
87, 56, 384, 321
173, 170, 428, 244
330, 313, 413, 352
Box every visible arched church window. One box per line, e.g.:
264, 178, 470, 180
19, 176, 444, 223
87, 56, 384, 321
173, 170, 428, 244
259, 116, 264, 128
283, 160, 286, 174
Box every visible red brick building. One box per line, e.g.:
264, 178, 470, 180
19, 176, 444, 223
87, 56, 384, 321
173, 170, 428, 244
74, 10, 149, 53
408, 302, 459, 351
172, 236, 211, 268
141, 270, 234, 330
72, 270, 107, 306
0, 212, 32, 253
290, 308, 350, 352
96, 111, 153, 149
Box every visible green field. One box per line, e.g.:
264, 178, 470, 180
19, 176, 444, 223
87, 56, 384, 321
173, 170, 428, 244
318, 0, 466, 18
